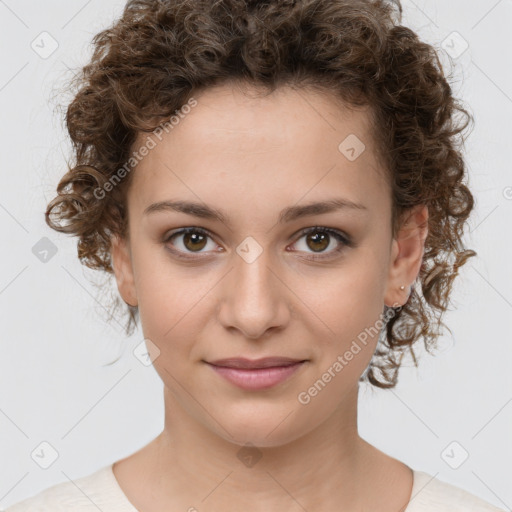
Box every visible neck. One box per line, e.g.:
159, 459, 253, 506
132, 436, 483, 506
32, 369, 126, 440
114, 383, 413, 512
151, 383, 376, 510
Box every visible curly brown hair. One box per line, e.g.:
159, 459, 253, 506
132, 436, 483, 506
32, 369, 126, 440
46, 0, 476, 388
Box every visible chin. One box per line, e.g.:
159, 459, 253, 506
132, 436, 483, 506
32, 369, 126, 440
213, 410, 314, 450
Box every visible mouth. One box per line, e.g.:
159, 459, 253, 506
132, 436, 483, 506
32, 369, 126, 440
204, 357, 308, 390
206, 356, 307, 369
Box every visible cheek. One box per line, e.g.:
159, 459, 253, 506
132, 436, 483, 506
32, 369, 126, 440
303, 252, 387, 368
307, 257, 385, 331
137, 280, 203, 346
132, 251, 220, 367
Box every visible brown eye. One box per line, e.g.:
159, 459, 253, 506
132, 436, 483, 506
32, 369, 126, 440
305, 231, 330, 252
290, 227, 352, 260
163, 227, 218, 258
181, 231, 208, 252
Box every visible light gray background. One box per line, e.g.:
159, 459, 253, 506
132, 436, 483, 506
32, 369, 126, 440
0, 0, 511, 509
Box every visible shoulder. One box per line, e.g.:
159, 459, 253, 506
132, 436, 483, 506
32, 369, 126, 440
407, 470, 507, 512
2, 465, 125, 512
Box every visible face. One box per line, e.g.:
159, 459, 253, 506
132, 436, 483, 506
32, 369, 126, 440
111, 82, 427, 447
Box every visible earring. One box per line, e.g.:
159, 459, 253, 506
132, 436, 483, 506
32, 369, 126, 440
399, 285, 405, 290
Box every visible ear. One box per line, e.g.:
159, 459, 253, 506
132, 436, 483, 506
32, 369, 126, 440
384, 204, 428, 307
110, 234, 138, 307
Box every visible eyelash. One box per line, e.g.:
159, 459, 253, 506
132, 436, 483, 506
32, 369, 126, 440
163, 226, 353, 262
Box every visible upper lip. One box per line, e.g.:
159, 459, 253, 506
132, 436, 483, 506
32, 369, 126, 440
207, 357, 306, 369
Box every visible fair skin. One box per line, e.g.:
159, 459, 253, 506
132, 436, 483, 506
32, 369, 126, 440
110, 81, 428, 512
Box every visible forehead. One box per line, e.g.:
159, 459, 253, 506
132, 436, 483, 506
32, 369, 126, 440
157, 82, 374, 154
127, 82, 389, 220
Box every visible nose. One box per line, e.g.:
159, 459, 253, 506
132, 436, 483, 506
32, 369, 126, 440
216, 246, 291, 340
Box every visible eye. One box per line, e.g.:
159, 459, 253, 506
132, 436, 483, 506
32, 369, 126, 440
163, 226, 353, 261
163, 227, 221, 259
288, 226, 352, 260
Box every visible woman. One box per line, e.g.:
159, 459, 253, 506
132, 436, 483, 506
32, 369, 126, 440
4, 0, 505, 510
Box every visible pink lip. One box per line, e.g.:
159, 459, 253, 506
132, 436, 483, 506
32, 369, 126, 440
208, 357, 305, 369
205, 358, 307, 390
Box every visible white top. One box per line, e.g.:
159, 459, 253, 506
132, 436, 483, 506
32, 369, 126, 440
2, 464, 506, 511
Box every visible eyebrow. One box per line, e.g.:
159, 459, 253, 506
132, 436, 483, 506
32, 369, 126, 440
143, 197, 368, 224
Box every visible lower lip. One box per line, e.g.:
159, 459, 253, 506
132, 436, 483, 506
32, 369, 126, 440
207, 362, 305, 390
